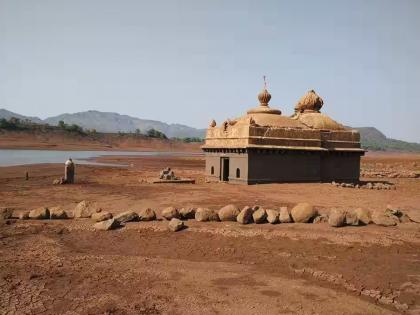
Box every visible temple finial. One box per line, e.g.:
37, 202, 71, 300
263, 75, 267, 89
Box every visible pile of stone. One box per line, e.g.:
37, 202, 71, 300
159, 167, 178, 180
361, 170, 419, 179
331, 181, 396, 190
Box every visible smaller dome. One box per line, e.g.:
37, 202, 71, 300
295, 90, 324, 113
258, 88, 271, 106
296, 112, 344, 130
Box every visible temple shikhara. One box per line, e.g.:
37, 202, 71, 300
202, 82, 365, 184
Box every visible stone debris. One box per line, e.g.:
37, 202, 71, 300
138, 208, 156, 221
252, 208, 267, 224
159, 167, 178, 180
29, 207, 50, 220
361, 169, 419, 179
114, 210, 139, 224
279, 207, 292, 223
266, 209, 279, 224
161, 207, 180, 220
291, 203, 316, 223
49, 207, 68, 220
179, 207, 196, 220
236, 206, 254, 224
331, 181, 396, 190
91, 211, 113, 222
313, 214, 328, 224
218, 204, 240, 221
93, 218, 120, 231
195, 208, 219, 222
74, 200, 98, 218
18, 211, 30, 220
328, 208, 346, 227
168, 218, 185, 232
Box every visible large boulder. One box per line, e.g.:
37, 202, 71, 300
266, 209, 279, 224
345, 209, 359, 226
93, 218, 120, 231
371, 211, 398, 227
218, 204, 240, 221
114, 210, 139, 224
179, 207, 196, 220
0, 207, 13, 220
161, 207, 180, 220
328, 208, 346, 227
253, 208, 267, 224
91, 211, 113, 222
355, 208, 371, 225
168, 218, 185, 232
139, 208, 156, 221
49, 207, 68, 220
195, 208, 219, 222
279, 207, 292, 223
291, 203, 316, 223
74, 201, 97, 218
236, 206, 254, 224
29, 207, 50, 220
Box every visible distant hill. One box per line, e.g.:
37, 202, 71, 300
1, 108, 419, 152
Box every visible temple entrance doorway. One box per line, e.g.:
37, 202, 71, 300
220, 157, 230, 182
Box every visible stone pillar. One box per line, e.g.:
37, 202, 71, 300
65, 159, 75, 184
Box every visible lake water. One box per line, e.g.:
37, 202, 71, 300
0, 149, 201, 167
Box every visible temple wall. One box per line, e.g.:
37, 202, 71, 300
320, 153, 361, 181
204, 151, 249, 183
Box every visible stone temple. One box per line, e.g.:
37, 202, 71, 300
202, 86, 365, 184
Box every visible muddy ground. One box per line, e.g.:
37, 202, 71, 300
1, 152, 420, 314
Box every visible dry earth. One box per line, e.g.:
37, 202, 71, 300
1, 152, 420, 315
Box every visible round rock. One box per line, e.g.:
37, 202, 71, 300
218, 204, 240, 221
291, 203, 316, 223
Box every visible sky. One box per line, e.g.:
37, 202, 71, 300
0, 0, 419, 142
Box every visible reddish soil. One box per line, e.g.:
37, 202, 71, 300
1, 152, 420, 314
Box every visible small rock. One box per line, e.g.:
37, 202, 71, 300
313, 214, 328, 224
49, 207, 68, 219
0, 207, 14, 220
252, 208, 267, 224
74, 201, 97, 218
195, 208, 219, 222
279, 207, 292, 223
291, 203, 316, 223
354, 208, 371, 225
91, 211, 113, 222
385, 205, 402, 218
93, 218, 120, 231
345, 209, 359, 226
138, 208, 156, 221
236, 206, 254, 224
168, 218, 185, 232
218, 204, 240, 221
328, 208, 346, 227
179, 207, 196, 220
371, 211, 397, 227
114, 210, 139, 224
29, 207, 50, 220
266, 209, 279, 224
18, 211, 30, 220
161, 207, 180, 220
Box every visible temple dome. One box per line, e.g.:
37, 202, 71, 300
295, 90, 324, 113
295, 112, 344, 130
247, 86, 282, 115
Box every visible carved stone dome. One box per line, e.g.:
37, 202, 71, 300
258, 88, 271, 106
295, 90, 324, 113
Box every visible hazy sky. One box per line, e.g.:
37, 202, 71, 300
0, 0, 419, 142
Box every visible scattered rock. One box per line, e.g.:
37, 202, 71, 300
385, 205, 402, 218
29, 207, 50, 220
168, 218, 185, 232
138, 208, 156, 221
0, 207, 13, 220
218, 204, 240, 221
179, 207, 196, 220
399, 213, 412, 223
253, 208, 267, 224
18, 211, 30, 220
313, 214, 328, 224
195, 208, 219, 222
49, 207, 68, 219
161, 207, 180, 220
236, 206, 254, 224
345, 209, 359, 226
371, 211, 397, 227
91, 211, 113, 222
114, 210, 139, 224
93, 218, 120, 231
291, 203, 316, 223
279, 207, 292, 223
354, 208, 371, 225
266, 209, 279, 224
74, 201, 97, 218
328, 208, 346, 227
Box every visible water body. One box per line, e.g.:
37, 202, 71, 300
0, 149, 201, 167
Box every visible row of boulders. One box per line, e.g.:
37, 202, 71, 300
331, 181, 396, 190
2, 201, 417, 231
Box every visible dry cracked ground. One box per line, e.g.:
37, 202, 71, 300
1, 153, 420, 315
